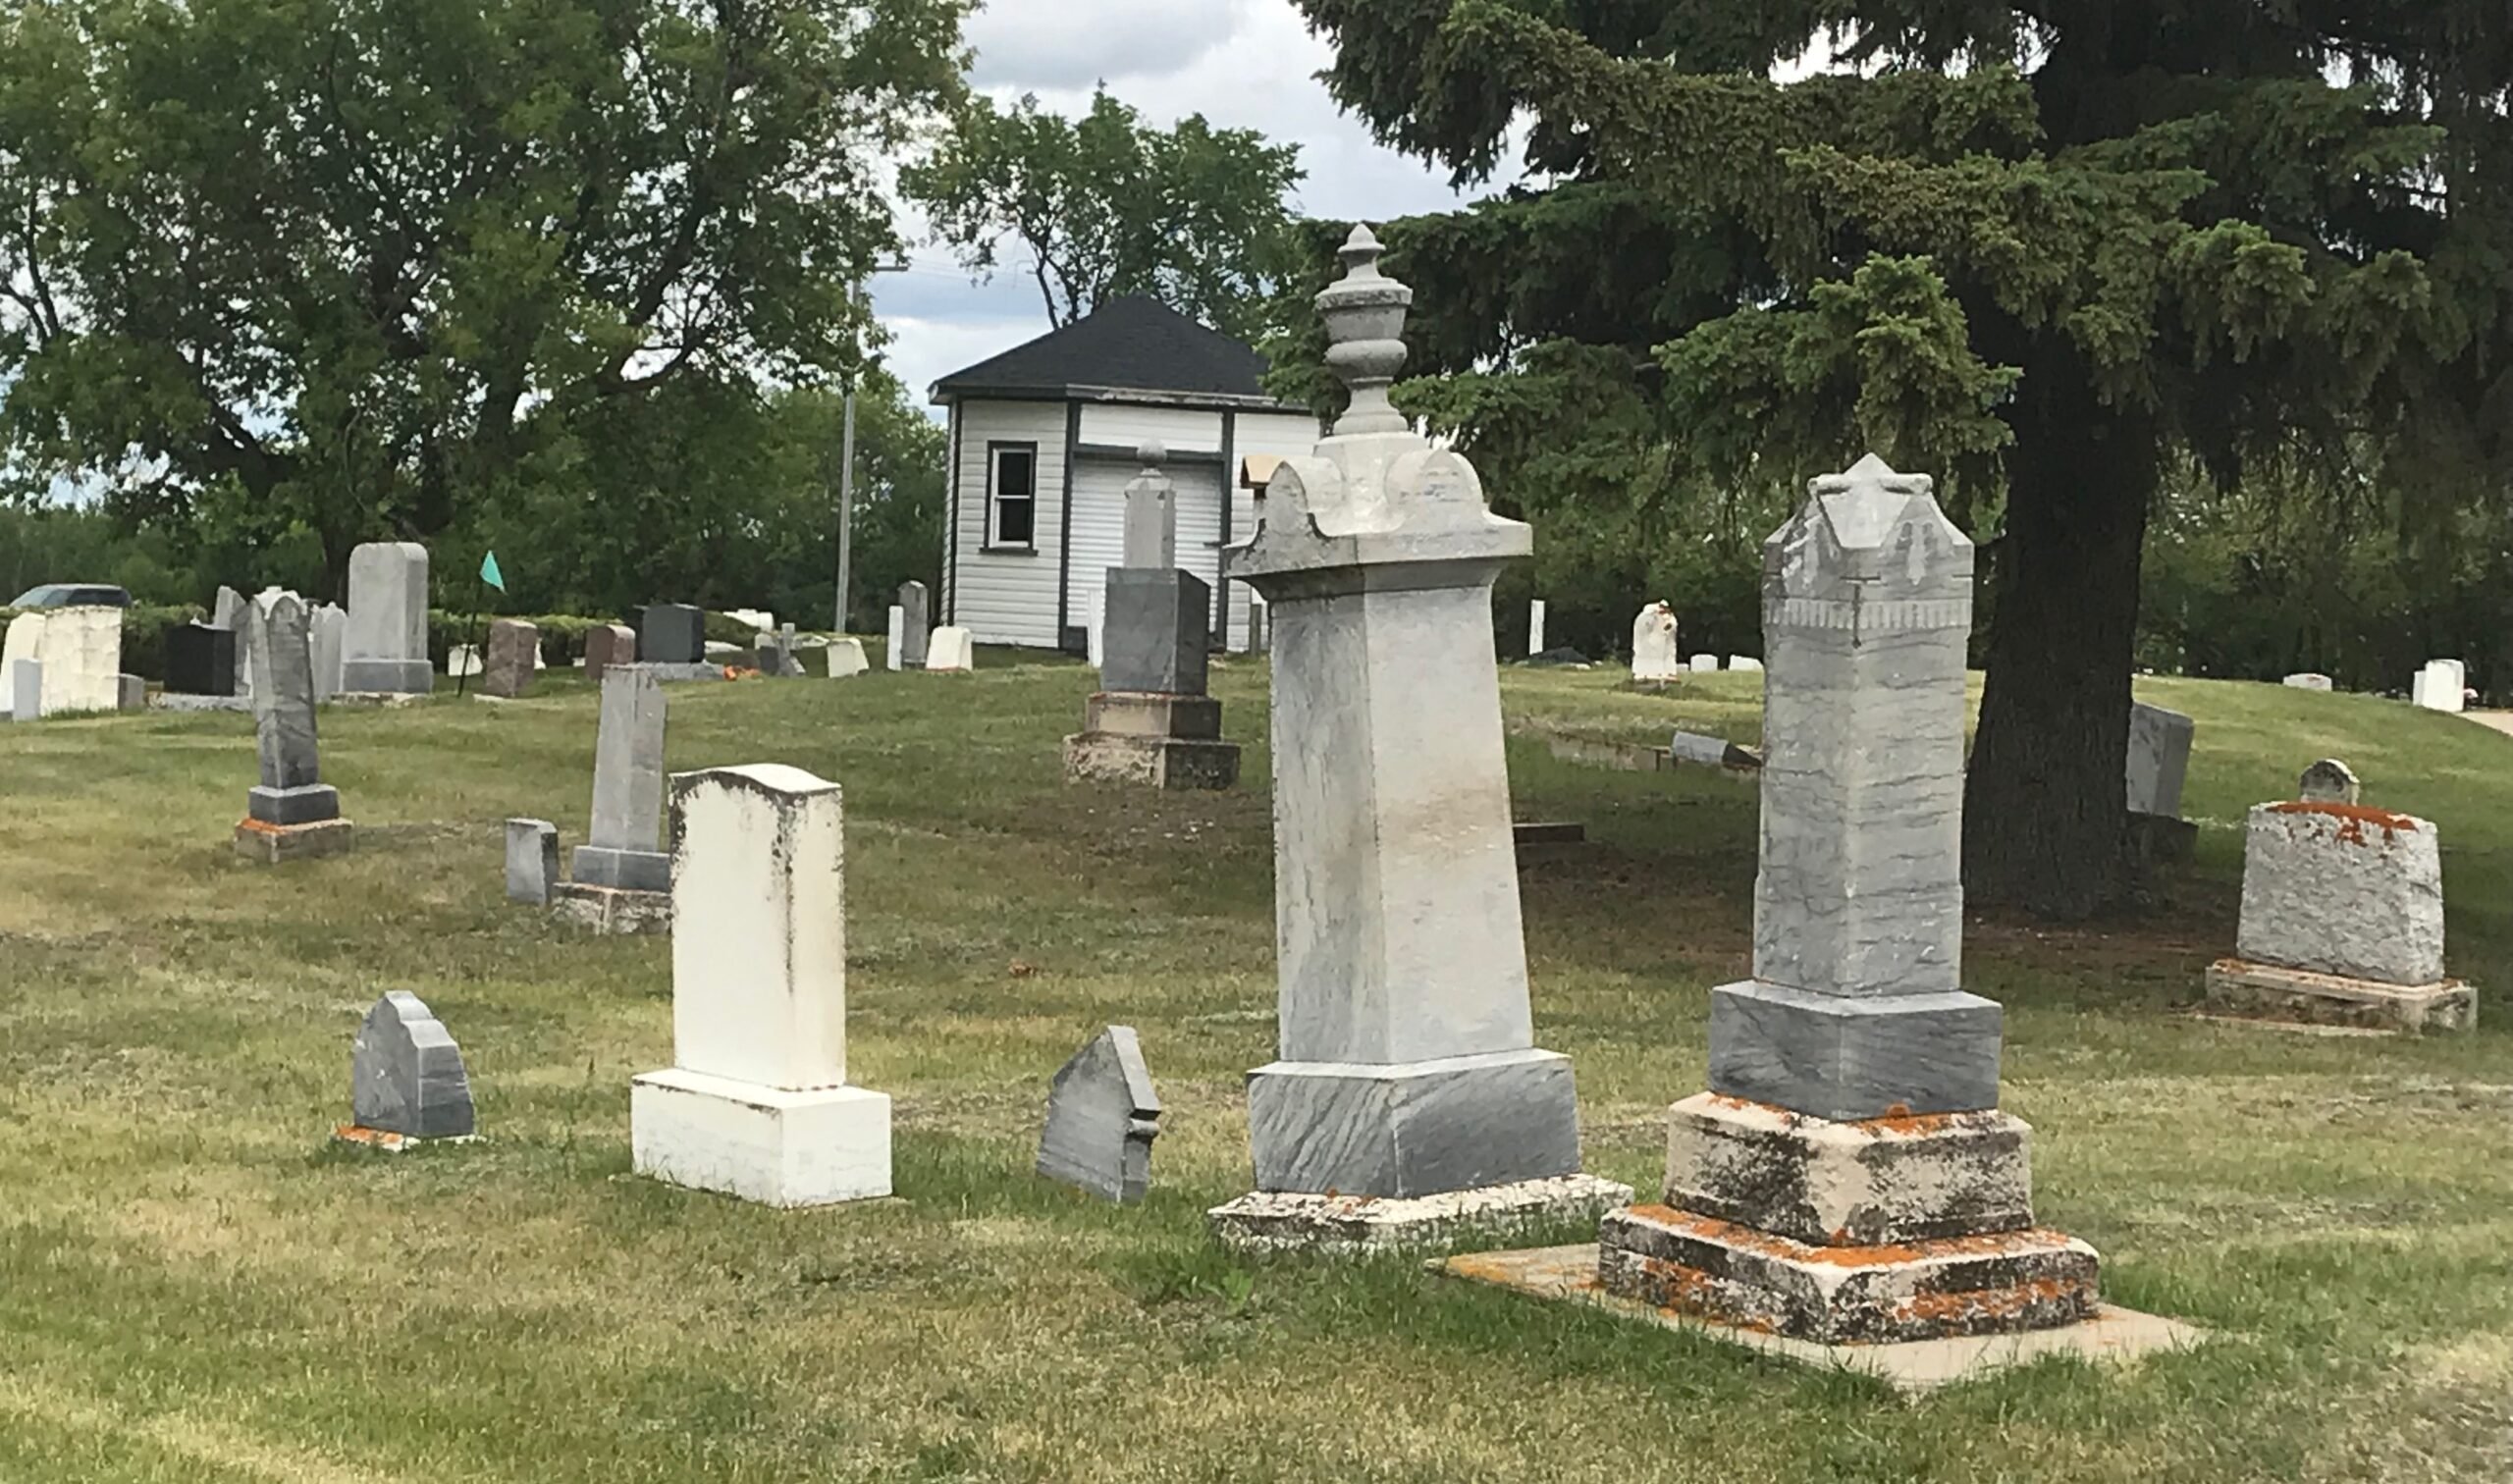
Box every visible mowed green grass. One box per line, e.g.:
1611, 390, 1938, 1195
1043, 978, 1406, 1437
2, 653, 2510, 1482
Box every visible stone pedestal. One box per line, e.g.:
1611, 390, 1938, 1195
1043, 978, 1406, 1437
341, 543, 433, 694
480, 618, 539, 698
1596, 455, 2102, 1345
1205, 227, 1613, 1249
631, 765, 891, 1206
2205, 801, 2472, 1032
1064, 694, 1241, 789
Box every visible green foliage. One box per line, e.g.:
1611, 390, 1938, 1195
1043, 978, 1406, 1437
902, 88, 1304, 341
0, 0, 969, 586
1288, 0, 2513, 914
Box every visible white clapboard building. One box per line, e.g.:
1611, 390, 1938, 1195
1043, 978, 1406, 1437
932, 296, 1322, 653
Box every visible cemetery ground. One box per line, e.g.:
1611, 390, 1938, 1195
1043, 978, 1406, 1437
2, 659, 2509, 1483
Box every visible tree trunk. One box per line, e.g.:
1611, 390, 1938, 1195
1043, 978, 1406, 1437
1961, 343, 2157, 920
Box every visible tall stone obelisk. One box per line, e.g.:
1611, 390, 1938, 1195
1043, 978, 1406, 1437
1206, 226, 1629, 1251
1596, 454, 2100, 1342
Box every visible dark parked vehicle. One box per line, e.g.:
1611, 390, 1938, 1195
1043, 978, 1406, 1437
8, 583, 134, 610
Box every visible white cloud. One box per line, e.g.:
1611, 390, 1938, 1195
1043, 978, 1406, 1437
877, 0, 1505, 408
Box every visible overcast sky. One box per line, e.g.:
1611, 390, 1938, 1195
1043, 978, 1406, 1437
871, 0, 1500, 409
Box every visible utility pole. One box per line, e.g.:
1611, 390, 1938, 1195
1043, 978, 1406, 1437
833, 388, 857, 634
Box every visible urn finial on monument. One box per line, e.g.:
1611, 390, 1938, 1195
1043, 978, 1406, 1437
1319, 225, 1413, 438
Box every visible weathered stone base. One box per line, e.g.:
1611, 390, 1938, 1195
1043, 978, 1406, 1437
550, 881, 671, 935
331, 1124, 481, 1153
232, 817, 355, 864
630, 1069, 892, 1207
1663, 1093, 2032, 1246
1208, 1174, 1633, 1255
1444, 1245, 2194, 1393
151, 693, 252, 714
1597, 1203, 2099, 1345
1062, 731, 1242, 790
644, 662, 730, 683
1247, 1048, 1583, 1197
1709, 980, 2004, 1122
341, 659, 433, 695
572, 843, 670, 893
1082, 691, 1221, 739
249, 783, 342, 826
2126, 811, 2198, 866
2204, 958, 2475, 1034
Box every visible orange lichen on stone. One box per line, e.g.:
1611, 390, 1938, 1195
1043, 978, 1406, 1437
1859, 1108, 1970, 1137
1898, 1276, 2081, 1325
2269, 800, 2420, 844
235, 818, 285, 836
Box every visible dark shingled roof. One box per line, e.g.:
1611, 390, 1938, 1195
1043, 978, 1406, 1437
931, 295, 1289, 407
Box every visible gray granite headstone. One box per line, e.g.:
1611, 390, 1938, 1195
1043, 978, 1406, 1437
1037, 1026, 1161, 1203
1101, 570, 1209, 696
572, 665, 669, 891
351, 990, 475, 1140
167, 622, 236, 696
117, 673, 145, 711
1122, 446, 1177, 570
507, 818, 560, 904
1706, 454, 2002, 1121
2299, 758, 2361, 805
639, 604, 706, 665
243, 591, 342, 826
341, 543, 433, 694
898, 582, 930, 668
9, 659, 36, 722
2125, 702, 2195, 818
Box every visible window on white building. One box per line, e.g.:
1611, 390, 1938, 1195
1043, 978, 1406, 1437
989, 445, 1038, 549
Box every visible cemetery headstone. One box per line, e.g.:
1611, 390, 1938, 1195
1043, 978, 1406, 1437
751, 623, 804, 678
166, 622, 238, 697
1668, 730, 1762, 772
2, 607, 124, 716
2412, 659, 2468, 713
551, 665, 671, 934
1728, 655, 1764, 672
885, 605, 905, 670
1690, 654, 1719, 672
9, 659, 36, 722
338, 991, 475, 1146
897, 582, 931, 668
1037, 1026, 1161, 1203
341, 542, 434, 694
1206, 227, 1629, 1252
446, 645, 481, 678
211, 586, 250, 696
1631, 603, 1682, 682
584, 623, 636, 683
2207, 799, 2472, 1033
631, 765, 891, 1206
234, 590, 354, 863
1527, 599, 1548, 658
1064, 446, 1241, 790
480, 618, 539, 699
825, 638, 869, 678
639, 604, 707, 665
2283, 672, 2335, 692
310, 604, 347, 700
727, 608, 775, 632
117, 674, 144, 711
506, 818, 560, 905
924, 626, 975, 672
2125, 702, 2196, 818
2299, 758, 2360, 804
1594, 453, 2101, 1345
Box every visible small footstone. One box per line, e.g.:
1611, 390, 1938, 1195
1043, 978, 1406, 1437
343, 990, 476, 1142
506, 818, 559, 905
825, 638, 869, 678
1037, 1026, 1161, 1203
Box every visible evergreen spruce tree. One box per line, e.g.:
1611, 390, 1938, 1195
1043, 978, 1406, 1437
1291, 1, 2512, 918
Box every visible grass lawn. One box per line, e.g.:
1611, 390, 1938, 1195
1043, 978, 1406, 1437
2, 652, 2509, 1482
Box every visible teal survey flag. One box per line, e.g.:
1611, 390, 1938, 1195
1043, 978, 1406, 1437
480, 552, 506, 592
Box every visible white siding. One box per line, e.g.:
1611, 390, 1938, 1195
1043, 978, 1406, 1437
1221, 410, 1324, 650
1069, 452, 1230, 652
949, 400, 1068, 648
1077, 404, 1226, 455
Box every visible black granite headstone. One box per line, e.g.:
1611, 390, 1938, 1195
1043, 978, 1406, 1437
167, 621, 237, 697
640, 603, 707, 665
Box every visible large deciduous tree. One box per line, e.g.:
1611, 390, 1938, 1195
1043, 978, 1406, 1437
0, 0, 967, 594
1290, 0, 2513, 918
901, 87, 1303, 342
